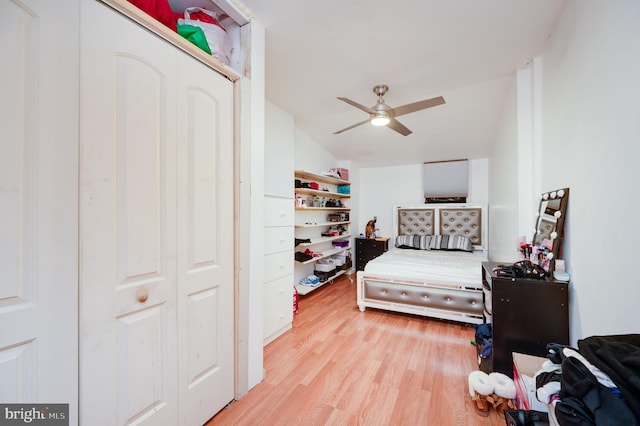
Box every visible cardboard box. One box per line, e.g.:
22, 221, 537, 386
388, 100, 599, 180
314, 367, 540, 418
512, 352, 547, 412
330, 167, 349, 181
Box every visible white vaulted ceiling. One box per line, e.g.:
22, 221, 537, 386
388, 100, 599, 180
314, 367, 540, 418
173, 0, 569, 167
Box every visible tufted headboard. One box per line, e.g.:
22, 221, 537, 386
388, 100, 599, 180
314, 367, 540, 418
395, 204, 486, 251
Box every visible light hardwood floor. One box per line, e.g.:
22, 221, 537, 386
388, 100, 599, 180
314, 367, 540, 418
207, 275, 506, 425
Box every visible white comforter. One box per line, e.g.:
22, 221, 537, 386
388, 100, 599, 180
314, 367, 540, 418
363, 247, 484, 286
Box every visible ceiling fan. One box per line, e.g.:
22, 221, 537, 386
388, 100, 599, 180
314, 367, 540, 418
334, 84, 445, 136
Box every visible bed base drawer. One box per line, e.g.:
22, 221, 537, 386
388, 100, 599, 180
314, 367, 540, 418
360, 277, 484, 323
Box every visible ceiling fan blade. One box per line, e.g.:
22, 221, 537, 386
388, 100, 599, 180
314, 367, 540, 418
337, 97, 375, 114
334, 119, 370, 135
387, 118, 412, 136
388, 96, 445, 118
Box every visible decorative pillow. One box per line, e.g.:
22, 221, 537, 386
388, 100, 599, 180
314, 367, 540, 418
396, 235, 473, 252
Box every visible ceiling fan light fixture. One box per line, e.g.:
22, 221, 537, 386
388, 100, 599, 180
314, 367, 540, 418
371, 113, 390, 127
335, 85, 444, 136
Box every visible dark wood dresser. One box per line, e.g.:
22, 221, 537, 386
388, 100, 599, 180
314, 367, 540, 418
482, 261, 569, 377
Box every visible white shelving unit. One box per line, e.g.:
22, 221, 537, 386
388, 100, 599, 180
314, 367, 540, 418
295, 220, 350, 228
296, 234, 352, 247
294, 170, 352, 295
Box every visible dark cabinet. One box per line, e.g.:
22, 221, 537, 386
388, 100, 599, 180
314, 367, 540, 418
355, 237, 389, 271
482, 262, 569, 377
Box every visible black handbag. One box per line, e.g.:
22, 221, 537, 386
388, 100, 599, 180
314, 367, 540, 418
496, 260, 546, 279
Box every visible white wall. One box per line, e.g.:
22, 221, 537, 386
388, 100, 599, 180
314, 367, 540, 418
537, 0, 640, 340
490, 1, 640, 343
488, 77, 520, 263
358, 164, 422, 238
358, 160, 489, 240
237, 18, 266, 395
294, 128, 341, 173
468, 159, 489, 204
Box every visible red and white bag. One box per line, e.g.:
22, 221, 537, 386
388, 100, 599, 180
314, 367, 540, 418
178, 7, 231, 65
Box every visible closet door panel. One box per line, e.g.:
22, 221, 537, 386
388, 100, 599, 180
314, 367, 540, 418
0, 0, 79, 419
112, 62, 174, 425
79, 2, 178, 425
116, 56, 167, 281
176, 52, 235, 424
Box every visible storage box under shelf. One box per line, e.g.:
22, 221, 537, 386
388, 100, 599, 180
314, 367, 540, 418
314, 269, 336, 282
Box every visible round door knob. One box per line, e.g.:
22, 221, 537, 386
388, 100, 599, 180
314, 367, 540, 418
137, 290, 148, 303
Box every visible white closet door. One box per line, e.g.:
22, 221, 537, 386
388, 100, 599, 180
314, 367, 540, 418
0, 0, 79, 421
175, 50, 234, 424
79, 1, 178, 424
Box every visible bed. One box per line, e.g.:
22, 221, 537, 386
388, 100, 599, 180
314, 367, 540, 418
356, 204, 487, 324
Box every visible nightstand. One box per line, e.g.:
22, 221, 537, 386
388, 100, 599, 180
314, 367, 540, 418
355, 237, 389, 271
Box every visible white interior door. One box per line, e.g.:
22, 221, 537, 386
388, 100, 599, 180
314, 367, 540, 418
79, 1, 178, 424
176, 52, 235, 425
0, 0, 79, 423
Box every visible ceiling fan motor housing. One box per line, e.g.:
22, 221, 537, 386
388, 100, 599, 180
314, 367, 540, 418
373, 84, 389, 97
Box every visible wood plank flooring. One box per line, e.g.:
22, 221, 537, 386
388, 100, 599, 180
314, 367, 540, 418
206, 275, 506, 425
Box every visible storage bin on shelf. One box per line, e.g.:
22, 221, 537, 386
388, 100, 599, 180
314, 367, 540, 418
315, 260, 334, 272
332, 240, 349, 248
331, 255, 345, 268
314, 269, 336, 282
332, 251, 352, 270
331, 255, 345, 265
328, 212, 349, 222
315, 259, 337, 282
337, 185, 350, 194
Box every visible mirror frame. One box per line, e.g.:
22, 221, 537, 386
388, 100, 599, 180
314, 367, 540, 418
533, 188, 569, 271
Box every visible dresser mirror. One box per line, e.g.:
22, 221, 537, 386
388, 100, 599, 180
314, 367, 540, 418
533, 188, 569, 268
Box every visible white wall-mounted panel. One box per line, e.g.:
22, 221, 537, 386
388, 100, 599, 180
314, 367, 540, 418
264, 102, 295, 196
